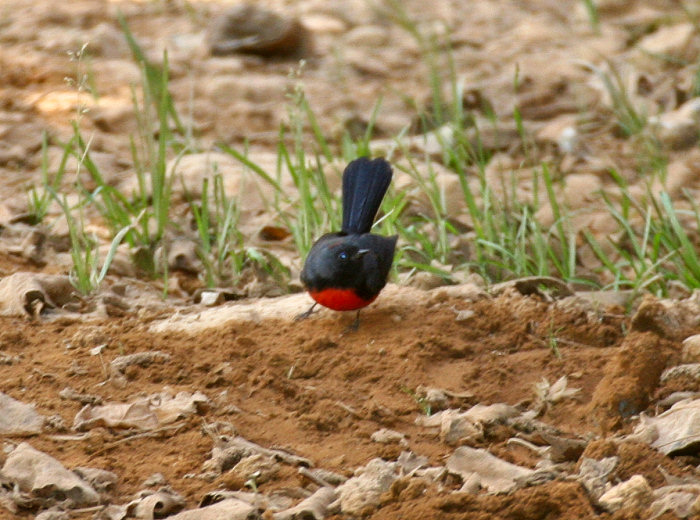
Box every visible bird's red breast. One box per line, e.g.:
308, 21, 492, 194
308, 288, 377, 311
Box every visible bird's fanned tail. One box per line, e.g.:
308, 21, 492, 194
341, 157, 392, 235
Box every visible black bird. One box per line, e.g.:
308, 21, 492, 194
299, 157, 397, 328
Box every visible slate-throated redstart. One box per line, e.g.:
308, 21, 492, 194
299, 157, 397, 328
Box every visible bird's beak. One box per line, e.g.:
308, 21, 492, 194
353, 249, 370, 260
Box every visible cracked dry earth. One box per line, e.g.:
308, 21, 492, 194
3, 0, 700, 519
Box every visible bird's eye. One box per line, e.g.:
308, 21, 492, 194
338, 251, 348, 260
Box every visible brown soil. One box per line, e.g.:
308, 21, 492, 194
0, 288, 697, 518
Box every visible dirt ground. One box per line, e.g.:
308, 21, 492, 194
2, 0, 700, 519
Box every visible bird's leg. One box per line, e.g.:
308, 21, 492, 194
295, 302, 318, 321
345, 309, 361, 333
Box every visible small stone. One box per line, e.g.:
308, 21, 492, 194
343, 25, 389, 48
536, 114, 579, 153
143, 472, 167, 487
637, 23, 695, 60
455, 309, 475, 322
208, 4, 309, 57
650, 98, 700, 150
301, 13, 346, 34
225, 454, 279, 487
407, 271, 448, 290
371, 428, 407, 445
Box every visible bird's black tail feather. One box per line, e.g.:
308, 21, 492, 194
341, 157, 392, 234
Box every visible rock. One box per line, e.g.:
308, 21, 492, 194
577, 457, 619, 500
0, 392, 44, 435
416, 404, 519, 445
371, 428, 408, 445
438, 410, 483, 444
166, 498, 253, 520
273, 486, 336, 520
682, 334, 700, 363
598, 474, 653, 512
126, 489, 186, 519
446, 446, 535, 493
167, 238, 201, 274
630, 294, 687, 339
657, 392, 700, 408
35, 509, 69, 520
208, 4, 309, 57
572, 290, 636, 309
661, 363, 700, 383
336, 458, 398, 515
396, 451, 429, 475
649, 488, 700, 519
72, 467, 118, 493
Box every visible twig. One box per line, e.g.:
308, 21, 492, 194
92, 423, 186, 456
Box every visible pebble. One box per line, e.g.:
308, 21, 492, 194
599, 475, 652, 512
637, 23, 695, 60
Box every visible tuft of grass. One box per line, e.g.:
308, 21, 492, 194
70, 46, 179, 276
586, 61, 647, 137
583, 170, 700, 294
401, 387, 432, 416
53, 192, 136, 294
26, 132, 70, 225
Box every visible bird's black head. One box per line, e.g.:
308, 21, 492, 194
321, 242, 369, 276
301, 236, 372, 289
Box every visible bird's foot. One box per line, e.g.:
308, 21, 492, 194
342, 310, 361, 334
295, 303, 318, 322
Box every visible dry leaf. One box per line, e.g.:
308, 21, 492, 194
0, 272, 76, 317
0, 443, 99, 507
633, 398, 700, 455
